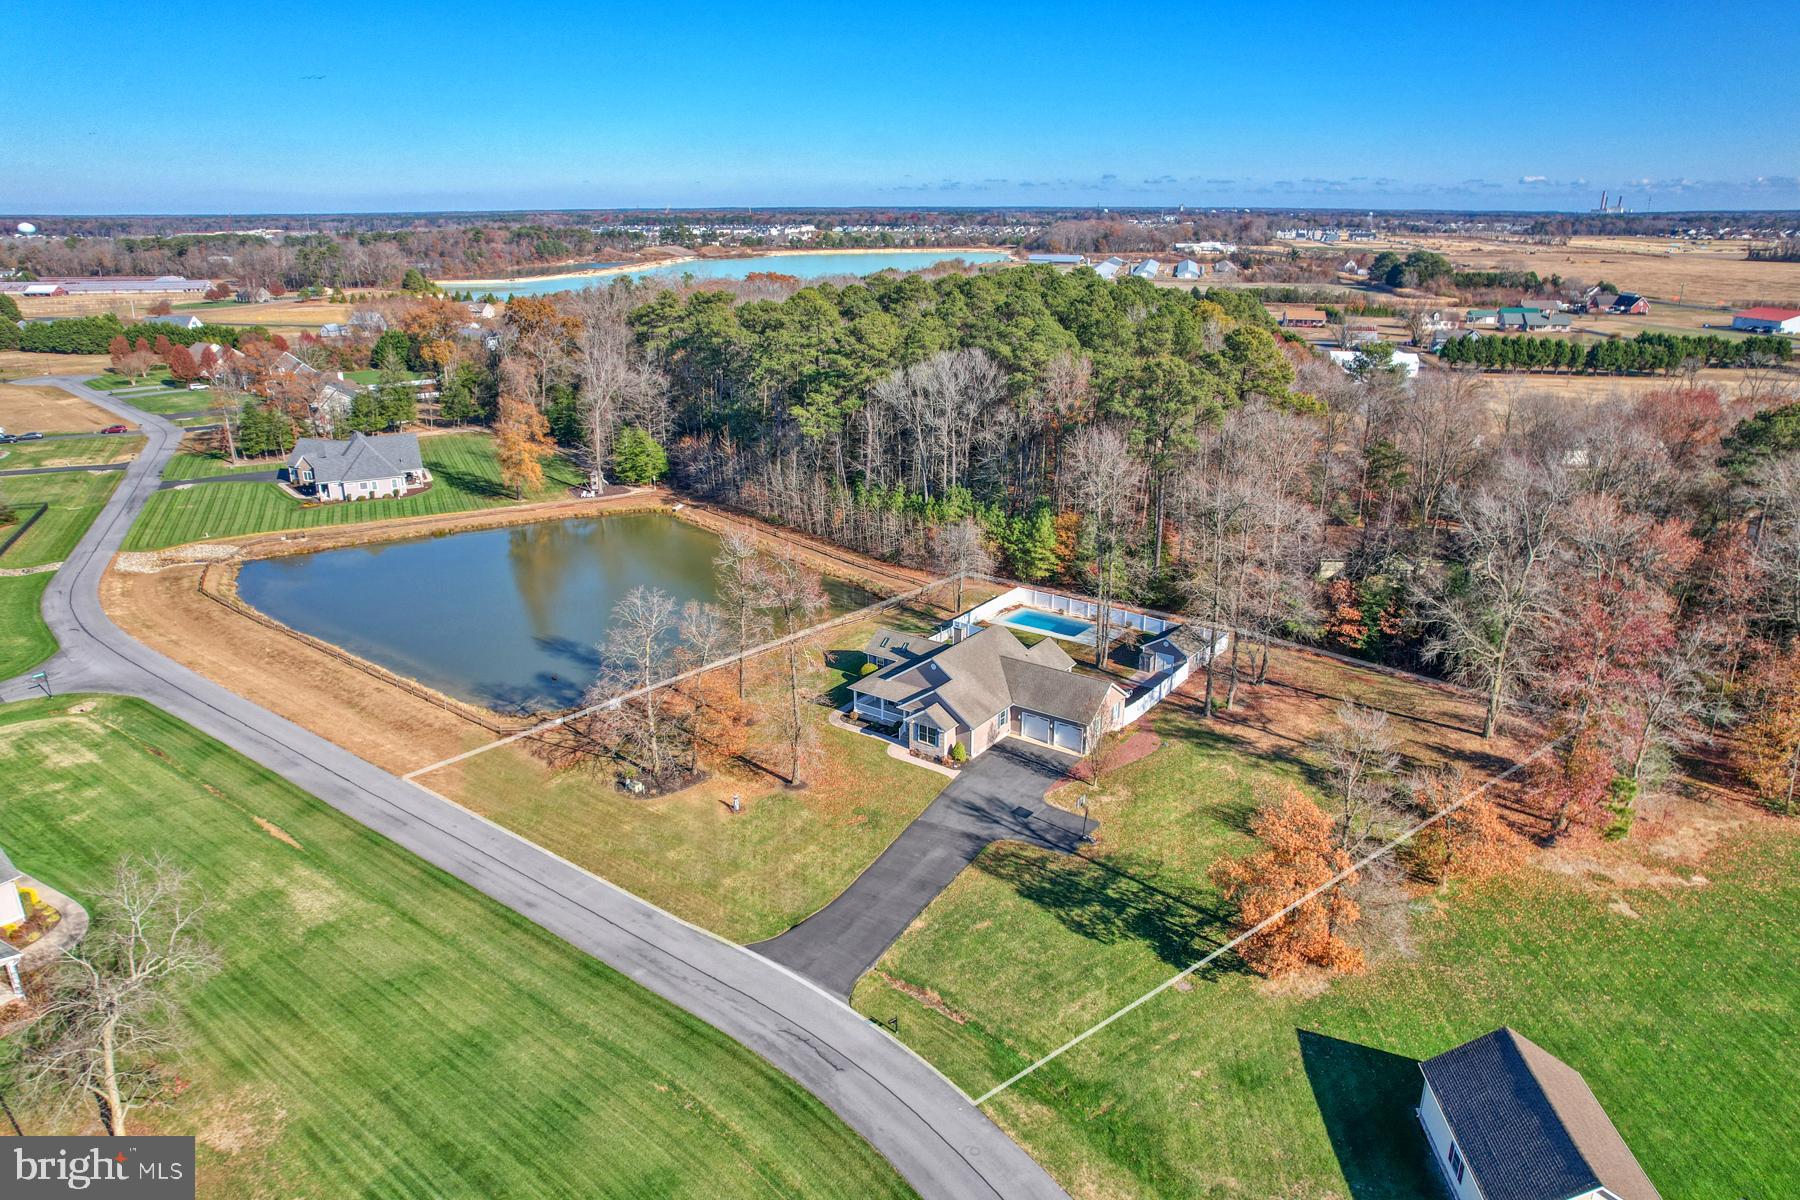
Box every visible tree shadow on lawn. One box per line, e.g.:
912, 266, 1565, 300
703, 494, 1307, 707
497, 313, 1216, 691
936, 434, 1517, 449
976, 843, 1245, 973
1297, 1030, 1439, 1200
430, 461, 512, 499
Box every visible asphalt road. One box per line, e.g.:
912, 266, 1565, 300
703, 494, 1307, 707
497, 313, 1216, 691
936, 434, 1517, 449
755, 741, 1086, 997
0, 378, 1069, 1200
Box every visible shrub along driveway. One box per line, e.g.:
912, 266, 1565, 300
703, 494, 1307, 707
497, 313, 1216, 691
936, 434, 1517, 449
755, 741, 1086, 998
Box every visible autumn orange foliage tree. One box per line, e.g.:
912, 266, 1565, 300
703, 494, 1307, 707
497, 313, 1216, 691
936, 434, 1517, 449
1209, 786, 1364, 978
1736, 645, 1800, 815
493, 396, 554, 498
1401, 765, 1525, 885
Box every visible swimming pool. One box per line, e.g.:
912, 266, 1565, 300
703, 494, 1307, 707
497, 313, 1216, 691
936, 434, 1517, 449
1000, 608, 1096, 641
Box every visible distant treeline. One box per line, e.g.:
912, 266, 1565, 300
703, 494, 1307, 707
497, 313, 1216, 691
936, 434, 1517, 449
0, 313, 268, 354
1747, 237, 1800, 263
1436, 329, 1792, 373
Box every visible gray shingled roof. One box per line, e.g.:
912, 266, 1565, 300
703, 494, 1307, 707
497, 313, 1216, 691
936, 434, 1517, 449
861, 628, 940, 661
1421, 1028, 1660, 1200
288, 433, 422, 485
850, 625, 1120, 732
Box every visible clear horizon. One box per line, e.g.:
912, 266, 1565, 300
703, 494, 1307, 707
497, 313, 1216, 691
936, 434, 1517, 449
5, 0, 1795, 215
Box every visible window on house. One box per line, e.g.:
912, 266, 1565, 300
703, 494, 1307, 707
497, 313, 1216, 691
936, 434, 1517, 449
1446, 1142, 1464, 1183
914, 723, 941, 749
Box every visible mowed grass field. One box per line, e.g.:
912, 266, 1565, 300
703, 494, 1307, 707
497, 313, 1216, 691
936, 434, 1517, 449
0, 435, 141, 470
0, 697, 916, 1200
1, 468, 121, 566
160, 449, 289, 480
0, 573, 55, 677
124, 433, 585, 550
853, 693, 1799, 1199
0, 459, 129, 678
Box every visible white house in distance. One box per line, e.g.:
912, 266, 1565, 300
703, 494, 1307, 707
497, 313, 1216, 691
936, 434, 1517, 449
142, 313, 203, 330
1130, 258, 1161, 280
1092, 256, 1126, 280
1328, 346, 1421, 379
1026, 253, 1086, 266
1418, 1028, 1660, 1200
1730, 305, 1800, 334
1174, 259, 1204, 280
287, 432, 431, 502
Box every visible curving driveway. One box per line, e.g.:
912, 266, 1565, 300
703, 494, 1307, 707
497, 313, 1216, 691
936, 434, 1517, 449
0, 377, 1068, 1200
755, 741, 1087, 997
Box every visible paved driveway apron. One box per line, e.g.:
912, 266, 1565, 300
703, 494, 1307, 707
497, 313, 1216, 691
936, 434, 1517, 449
754, 740, 1088, 997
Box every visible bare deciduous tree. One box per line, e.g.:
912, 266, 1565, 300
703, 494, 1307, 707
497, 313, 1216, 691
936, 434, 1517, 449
1065, 423, 1142, 667
715, 531, 773, 698
585, 585, 684, 780
931, 517, 994, 613
16, 856, 218, 1135
1417, 456, 1572, 737
764, 551, 828, 786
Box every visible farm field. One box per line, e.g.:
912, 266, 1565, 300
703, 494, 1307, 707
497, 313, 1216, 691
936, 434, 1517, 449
123, 433, 585, 550
0, 381, 125, 432
0, 696, 916, 1200
0, 352, 114, 381
1371, 233, 1800, 307
852, 673, 1798, 1199
0, 434, 141, 470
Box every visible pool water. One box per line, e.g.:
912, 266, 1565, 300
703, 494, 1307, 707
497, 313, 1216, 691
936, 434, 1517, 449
1003, 609, 1094, 639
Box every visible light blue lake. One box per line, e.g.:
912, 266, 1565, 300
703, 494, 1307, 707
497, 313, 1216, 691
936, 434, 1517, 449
464, 249, 1013, 297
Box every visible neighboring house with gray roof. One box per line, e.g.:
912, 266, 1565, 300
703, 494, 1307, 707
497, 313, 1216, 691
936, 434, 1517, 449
1419, 1027, 1659, 1200
287, 432, 430, 502
849, 625, 1127, 759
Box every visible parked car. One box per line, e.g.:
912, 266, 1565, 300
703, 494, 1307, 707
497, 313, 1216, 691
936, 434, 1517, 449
18, 431, 43, 441
102, 424, 129, 434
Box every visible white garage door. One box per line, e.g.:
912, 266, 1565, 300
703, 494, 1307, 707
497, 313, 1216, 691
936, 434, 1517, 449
1019, 712, 1052, 744
1053, 720, 1084, 752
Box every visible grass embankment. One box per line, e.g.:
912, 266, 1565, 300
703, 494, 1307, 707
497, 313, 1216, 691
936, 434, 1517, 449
125, 433, 584, 550
438, 605, 957, 944
852, 683, 1798, 1198
0, 574, 55, 677
0, 697, 917, 1200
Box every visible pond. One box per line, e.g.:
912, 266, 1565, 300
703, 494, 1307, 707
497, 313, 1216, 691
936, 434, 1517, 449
236, 512, 878, 713
468, 249, 1014, 298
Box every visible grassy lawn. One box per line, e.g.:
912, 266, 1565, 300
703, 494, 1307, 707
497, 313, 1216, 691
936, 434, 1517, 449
439, 608, 953, 944
124, 433, 585, 550
0, 696, 916, 1200
0, 573, 55, 677
0, 469, 121, 566
88, 369, 174, 391
161, 450, 289, 481
0, 435, 141, 470
851, 695, 1799, 1199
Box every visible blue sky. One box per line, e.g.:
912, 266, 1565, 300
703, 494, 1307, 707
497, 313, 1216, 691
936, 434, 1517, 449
4, 0, 1794, 214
